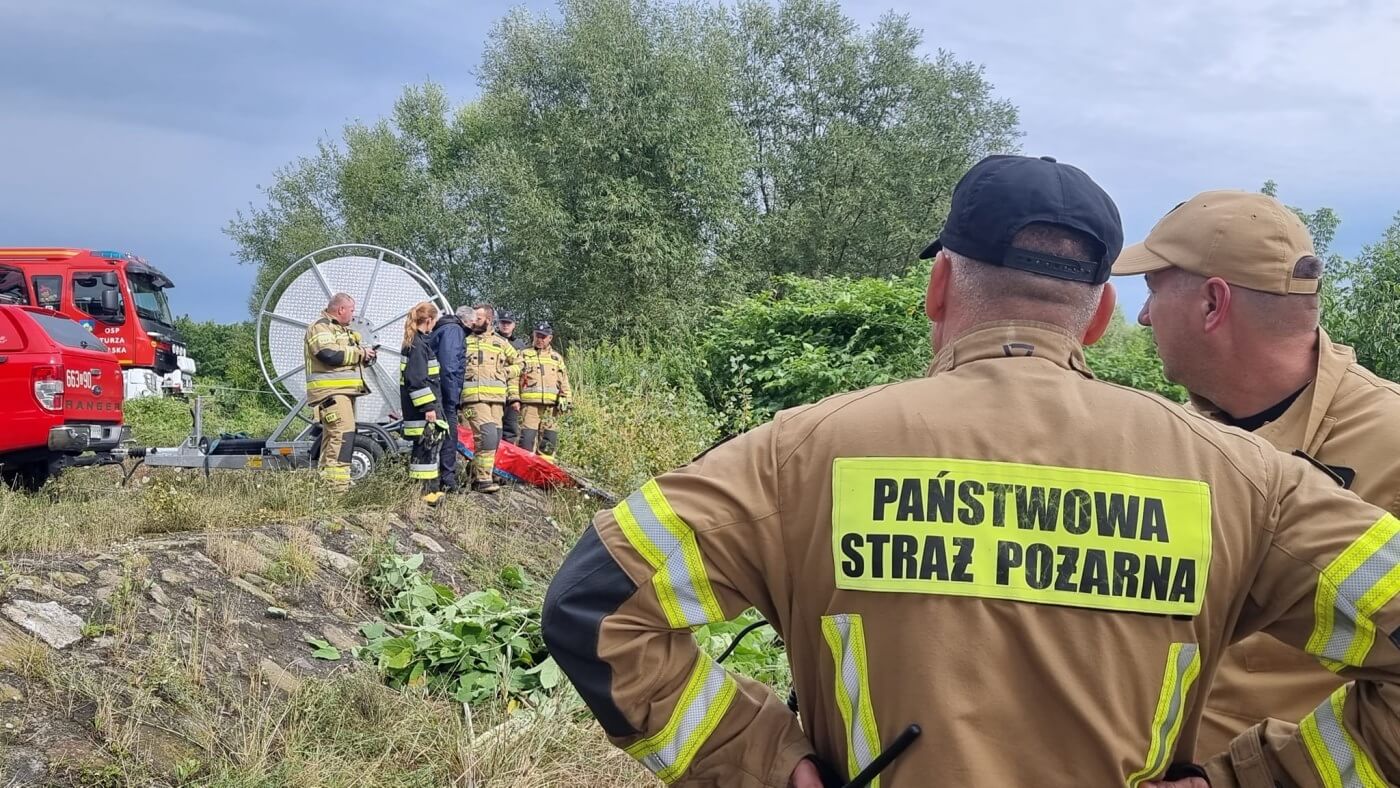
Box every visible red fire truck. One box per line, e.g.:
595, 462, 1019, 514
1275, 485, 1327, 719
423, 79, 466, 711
0, 248, 196, 398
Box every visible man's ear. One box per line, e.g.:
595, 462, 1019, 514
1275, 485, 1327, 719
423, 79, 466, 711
1203, 277, 1232, 333
1082, 283, 1117, 346
926, 252, 952, 323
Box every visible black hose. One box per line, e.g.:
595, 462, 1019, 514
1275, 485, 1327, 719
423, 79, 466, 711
715, 619, 771, 664
120, 458, 146, 487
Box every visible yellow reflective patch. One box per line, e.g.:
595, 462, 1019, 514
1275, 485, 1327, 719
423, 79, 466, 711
832, 458, 1212, 616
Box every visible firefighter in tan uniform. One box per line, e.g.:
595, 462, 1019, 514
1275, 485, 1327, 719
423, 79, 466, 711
542, 156, 1400, 788
303, 293, 375, 490
517, 322, 571, 462
1115, 190, 1400, 759
461, 303, 520, 494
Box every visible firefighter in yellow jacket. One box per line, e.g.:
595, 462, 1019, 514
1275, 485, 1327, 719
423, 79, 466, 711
517, 322, 571, 462
303, 293, 375, 490
461, 303, 519, 494
542, 155, 1400, 788
1114, 190, 1400, 758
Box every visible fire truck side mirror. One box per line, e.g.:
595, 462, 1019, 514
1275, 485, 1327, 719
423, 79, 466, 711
102, 271, 119, 288
100, 287, 121, 315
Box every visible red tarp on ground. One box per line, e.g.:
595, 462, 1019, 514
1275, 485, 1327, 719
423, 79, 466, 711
456, 425, 575, 489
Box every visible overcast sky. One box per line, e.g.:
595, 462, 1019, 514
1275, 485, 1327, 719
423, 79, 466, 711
3, 0, 1396, 324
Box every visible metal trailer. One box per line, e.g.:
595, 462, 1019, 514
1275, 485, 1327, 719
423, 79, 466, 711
141, 394, 405, 481
137, 244, 450, 480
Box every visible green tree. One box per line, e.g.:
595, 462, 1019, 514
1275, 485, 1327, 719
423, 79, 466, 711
728, 0, 1019, 280
698, 265, 932, 430
227, 0, 1022, 344
1324, 213, 1400, 382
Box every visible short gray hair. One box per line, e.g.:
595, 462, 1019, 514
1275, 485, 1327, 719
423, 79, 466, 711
327, 292, 354, 310
455, 306, 474, 321
948, 223, 1105, 335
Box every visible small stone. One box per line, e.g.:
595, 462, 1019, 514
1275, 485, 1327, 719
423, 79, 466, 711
243, 574, 271, 588
409, 533, 444, 554
310, 546, 358, 576
181, 599, 198, 617
3, 600, 84, 648
229, 578, 278, 605
47, 571, 91, 587
80, 560, 102, 572
266, 607, 288, 620
93, 637, 116, 649
96, 569, 121, 586
147, 584, 170, 607
0, 682, 22, 702
159, 569, 191, 585
149, 605, 172, 624
258, 658, 301, 694
94, 586, 116, 603
193, 587, 216, 602
319, 624, 358, 651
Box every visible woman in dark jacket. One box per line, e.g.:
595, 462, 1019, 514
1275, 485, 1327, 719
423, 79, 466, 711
400, 301, 446, 506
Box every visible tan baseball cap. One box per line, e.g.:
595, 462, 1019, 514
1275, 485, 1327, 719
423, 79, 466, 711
1113, 190, 1319, 294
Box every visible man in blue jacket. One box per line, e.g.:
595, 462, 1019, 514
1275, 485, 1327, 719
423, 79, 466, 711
428, 306, 467, 492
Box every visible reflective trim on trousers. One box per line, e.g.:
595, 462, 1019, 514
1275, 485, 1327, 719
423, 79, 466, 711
408, 462, 439, 480
1301, 685, 1386, 788
611, 479, 724, 628
1307, 514, 1400, 671
821, 614, 882, 787
624, 654, 737, 784
1126, 643, 1201, 786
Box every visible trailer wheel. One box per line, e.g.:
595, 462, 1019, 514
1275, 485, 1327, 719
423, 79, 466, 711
347, 434, 384, 482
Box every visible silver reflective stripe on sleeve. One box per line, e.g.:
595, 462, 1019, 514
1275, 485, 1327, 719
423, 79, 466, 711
611, 480, 724, 628
1301, 686, 1386, 788
624, 654, 737, 784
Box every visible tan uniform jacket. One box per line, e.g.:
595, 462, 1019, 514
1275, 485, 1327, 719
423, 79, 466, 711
543, 321, 1400, 788
518, 347, 571, 405
463, 329, 520, 405
1199, 328, 1400, 757
303, 315, 368, 406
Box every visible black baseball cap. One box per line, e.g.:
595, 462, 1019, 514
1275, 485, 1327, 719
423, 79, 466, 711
919, 155, 1123, 285
533, 322, 553, 336
497, 310, 516, 323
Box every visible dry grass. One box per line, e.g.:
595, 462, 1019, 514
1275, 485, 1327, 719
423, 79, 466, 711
0, 467, 418, 557
206, 534, 272, 577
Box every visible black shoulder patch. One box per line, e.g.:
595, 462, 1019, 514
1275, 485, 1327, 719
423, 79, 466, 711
1291, 451, 1354, 490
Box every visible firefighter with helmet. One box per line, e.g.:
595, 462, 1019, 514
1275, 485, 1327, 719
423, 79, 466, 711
497, 310, 527, 446
517, 322, 571, 462
302, 292, 376, 490
461, 303, 520, 493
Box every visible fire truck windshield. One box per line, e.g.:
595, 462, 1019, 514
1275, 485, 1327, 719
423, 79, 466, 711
128, 274, 174, 325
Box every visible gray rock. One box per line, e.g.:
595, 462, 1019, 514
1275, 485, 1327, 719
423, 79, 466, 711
319, 624, 359, 651
149, 605, 173, 624
0, 682, 22, 702
266, 607, 288, 620
409, 533, 445, 554
159, 569, 191, 585
258, 658, 301, 694
80, 560, 103, 572
96, 569, 121, 586
229, 578, 278, 605
310, 546, 359, 576
147, 583, 170, 607
94, 586, 116, 603
2, 600, 83, 649
193, 587, 216, 602
48, 571, 91, 588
